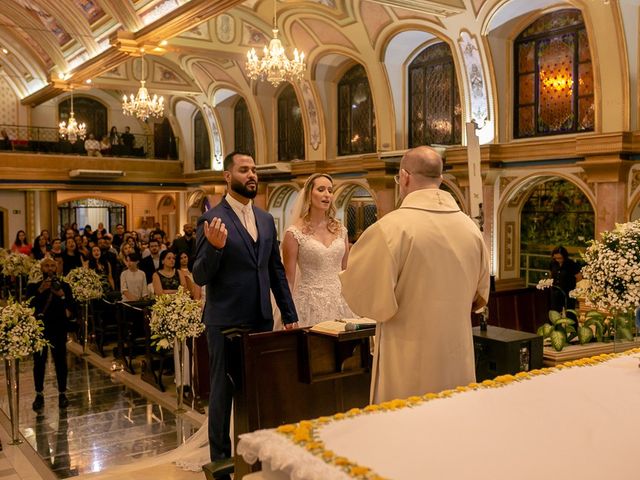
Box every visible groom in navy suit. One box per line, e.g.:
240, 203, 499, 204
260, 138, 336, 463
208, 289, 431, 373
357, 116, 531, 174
193, 151, 298, 466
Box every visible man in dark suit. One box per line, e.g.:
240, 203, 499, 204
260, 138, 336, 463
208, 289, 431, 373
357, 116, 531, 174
193, 151, 298, 466
139, 239, 161, 284
27, 257, 74, 411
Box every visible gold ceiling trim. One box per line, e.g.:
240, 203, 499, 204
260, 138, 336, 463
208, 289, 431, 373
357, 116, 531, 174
21, 0, 246, 106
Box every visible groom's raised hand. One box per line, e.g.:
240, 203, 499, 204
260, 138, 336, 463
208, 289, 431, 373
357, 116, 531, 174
204, 217, 227, 249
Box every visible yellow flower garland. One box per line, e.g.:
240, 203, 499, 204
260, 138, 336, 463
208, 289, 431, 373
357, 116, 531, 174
273, 347, 640, 480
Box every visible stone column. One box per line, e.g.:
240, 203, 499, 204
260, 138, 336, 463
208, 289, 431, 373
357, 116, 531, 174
578, 155, 632, 235
37, 190, 58, 237
367, 177, 397, 219
25, 191, 36, 242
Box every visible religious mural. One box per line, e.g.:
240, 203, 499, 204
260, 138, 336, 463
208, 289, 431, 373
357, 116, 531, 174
457, 31, 488, 126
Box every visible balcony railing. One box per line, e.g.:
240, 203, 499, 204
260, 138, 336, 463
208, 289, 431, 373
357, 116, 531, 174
0, 124, 178, 160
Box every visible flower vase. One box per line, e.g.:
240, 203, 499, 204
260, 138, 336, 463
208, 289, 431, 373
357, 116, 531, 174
81, 301, 90, 357
4, 358, 22, 445
175, 339, 185, 414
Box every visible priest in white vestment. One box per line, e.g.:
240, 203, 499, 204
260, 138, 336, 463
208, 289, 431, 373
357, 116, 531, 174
340, 146, 490, 404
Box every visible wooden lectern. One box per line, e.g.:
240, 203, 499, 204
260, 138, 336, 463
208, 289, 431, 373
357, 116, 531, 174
224, 328, 374, 478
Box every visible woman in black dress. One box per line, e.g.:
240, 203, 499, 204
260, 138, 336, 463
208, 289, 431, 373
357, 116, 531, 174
549, 246, 582, 314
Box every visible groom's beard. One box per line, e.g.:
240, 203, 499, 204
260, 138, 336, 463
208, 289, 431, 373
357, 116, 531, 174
230, 178, 258, 199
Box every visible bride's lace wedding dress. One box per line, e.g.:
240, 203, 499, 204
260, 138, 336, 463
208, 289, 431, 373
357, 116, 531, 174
287, 224, 354, 327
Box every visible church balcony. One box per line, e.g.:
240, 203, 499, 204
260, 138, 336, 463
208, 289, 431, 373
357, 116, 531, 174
0, 124, 178, 161
0, 151, 186, 191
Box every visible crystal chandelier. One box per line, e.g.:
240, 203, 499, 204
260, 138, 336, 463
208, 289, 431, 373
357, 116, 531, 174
59, 88, 86, 144
246, 0, 305, 87
122, 49, 164, 121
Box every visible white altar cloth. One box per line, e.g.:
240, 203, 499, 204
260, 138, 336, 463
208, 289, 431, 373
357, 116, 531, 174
238, 353, 640, 480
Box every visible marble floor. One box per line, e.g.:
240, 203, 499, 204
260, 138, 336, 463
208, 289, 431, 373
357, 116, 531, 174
0, 341, 208, 480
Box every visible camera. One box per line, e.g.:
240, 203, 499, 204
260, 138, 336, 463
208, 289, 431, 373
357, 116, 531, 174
50, 275, 62, 291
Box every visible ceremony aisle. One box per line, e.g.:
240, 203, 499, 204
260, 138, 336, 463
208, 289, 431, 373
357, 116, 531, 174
0, 339, 205, 479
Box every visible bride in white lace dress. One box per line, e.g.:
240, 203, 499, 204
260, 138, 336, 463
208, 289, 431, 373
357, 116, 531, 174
282, 173, 354, 327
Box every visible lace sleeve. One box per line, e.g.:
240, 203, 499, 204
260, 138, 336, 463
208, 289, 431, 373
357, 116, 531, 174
340, 224, 348, 240
286, 225, 306, 244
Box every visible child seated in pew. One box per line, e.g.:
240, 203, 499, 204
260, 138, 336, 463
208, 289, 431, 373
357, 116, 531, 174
120, 253, 149, 301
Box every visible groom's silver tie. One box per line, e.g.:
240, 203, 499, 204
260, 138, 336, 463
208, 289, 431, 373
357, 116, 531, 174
242, 204, 258, 242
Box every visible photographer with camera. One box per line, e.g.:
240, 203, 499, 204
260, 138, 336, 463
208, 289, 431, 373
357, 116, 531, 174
27, 257, 73, 411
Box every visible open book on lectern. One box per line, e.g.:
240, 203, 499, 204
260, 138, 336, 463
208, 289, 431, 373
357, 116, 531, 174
310, 318, 376, 336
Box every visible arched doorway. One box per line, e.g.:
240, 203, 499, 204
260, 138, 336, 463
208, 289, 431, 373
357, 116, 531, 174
268, 185, 300, 241
58, 96, 107, 139
0, 206, 7, 248
154, 118, 178, 160
157, 195, 177, 240
334, 183, 377, 243
498, 175, 595, 285
58, 198, 127, 233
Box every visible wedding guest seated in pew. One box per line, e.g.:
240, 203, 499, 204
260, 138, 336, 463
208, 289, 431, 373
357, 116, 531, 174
152, 250, 191, 394
120, 253, 148, 302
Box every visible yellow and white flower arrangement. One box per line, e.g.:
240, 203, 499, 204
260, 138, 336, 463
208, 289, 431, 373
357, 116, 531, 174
64, 267, 103, 302
150, 286, 204, 350
0, 248, 8, 270
27, 259, 44, 284
272, 347, 640, 480
2, 252, 35, 277
0, 297, 48, 359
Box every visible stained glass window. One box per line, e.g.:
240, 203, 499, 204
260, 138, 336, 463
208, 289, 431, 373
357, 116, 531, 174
194, 110, 211, 170
519, 178, 594, 285
408, 42, 462, 147
234, 98, 255, 157
338, 64, 376, 156
277, 84, 305, 161
514, 9, 594, 138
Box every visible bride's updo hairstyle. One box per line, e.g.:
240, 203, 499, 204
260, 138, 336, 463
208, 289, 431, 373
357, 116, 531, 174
300, 173, 341, 235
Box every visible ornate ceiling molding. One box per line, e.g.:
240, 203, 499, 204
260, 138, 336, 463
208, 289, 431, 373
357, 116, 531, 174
20, 0, 246, 106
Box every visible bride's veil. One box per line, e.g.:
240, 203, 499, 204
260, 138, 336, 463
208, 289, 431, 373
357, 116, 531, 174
272, 186, 304, 330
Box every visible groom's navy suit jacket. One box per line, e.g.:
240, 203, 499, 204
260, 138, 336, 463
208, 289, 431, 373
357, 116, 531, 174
192, 197, 298, 327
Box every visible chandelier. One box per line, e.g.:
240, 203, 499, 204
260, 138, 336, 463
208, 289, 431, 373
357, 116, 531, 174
246, 0, 305, 87
59, 88, 86, 144
122, 49, 164, 121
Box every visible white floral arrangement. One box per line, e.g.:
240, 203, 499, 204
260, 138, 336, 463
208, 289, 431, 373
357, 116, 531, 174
2, 252, 35, 277
536, 278, 554, 290
27, 259, 44, 284
577, 220, 640, 313
0, 297, 48, 359
150, 286, 204, 350
64, 267, 103, 302
0, 248, 8, 271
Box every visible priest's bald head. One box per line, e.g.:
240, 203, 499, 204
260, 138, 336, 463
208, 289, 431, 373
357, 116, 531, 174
397, 146, 443, 200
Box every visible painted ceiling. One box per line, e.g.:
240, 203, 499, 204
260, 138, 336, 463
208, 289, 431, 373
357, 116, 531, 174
0, 0, 469, 102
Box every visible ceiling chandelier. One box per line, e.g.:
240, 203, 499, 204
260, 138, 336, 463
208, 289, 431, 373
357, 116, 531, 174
122, 49, 164, 121
246, 0, 305, 87
59, 88, 86, 144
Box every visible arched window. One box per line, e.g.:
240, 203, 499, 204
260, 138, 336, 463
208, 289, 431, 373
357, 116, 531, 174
58, 96, 107, 139
408, 42, 462, 147
520, 179, 594, 284
194, 110, 211, 170
234, 98, 255, 157
277, 84, 305, 161
153, 118, 178, 160
514, 9, 594, 138
338, 65, 376, 156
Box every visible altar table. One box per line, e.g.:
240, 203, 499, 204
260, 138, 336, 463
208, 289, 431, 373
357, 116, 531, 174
238, 350, 640, 480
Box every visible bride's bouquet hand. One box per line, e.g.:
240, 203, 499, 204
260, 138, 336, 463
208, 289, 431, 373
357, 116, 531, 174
204, 217, 227, 249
